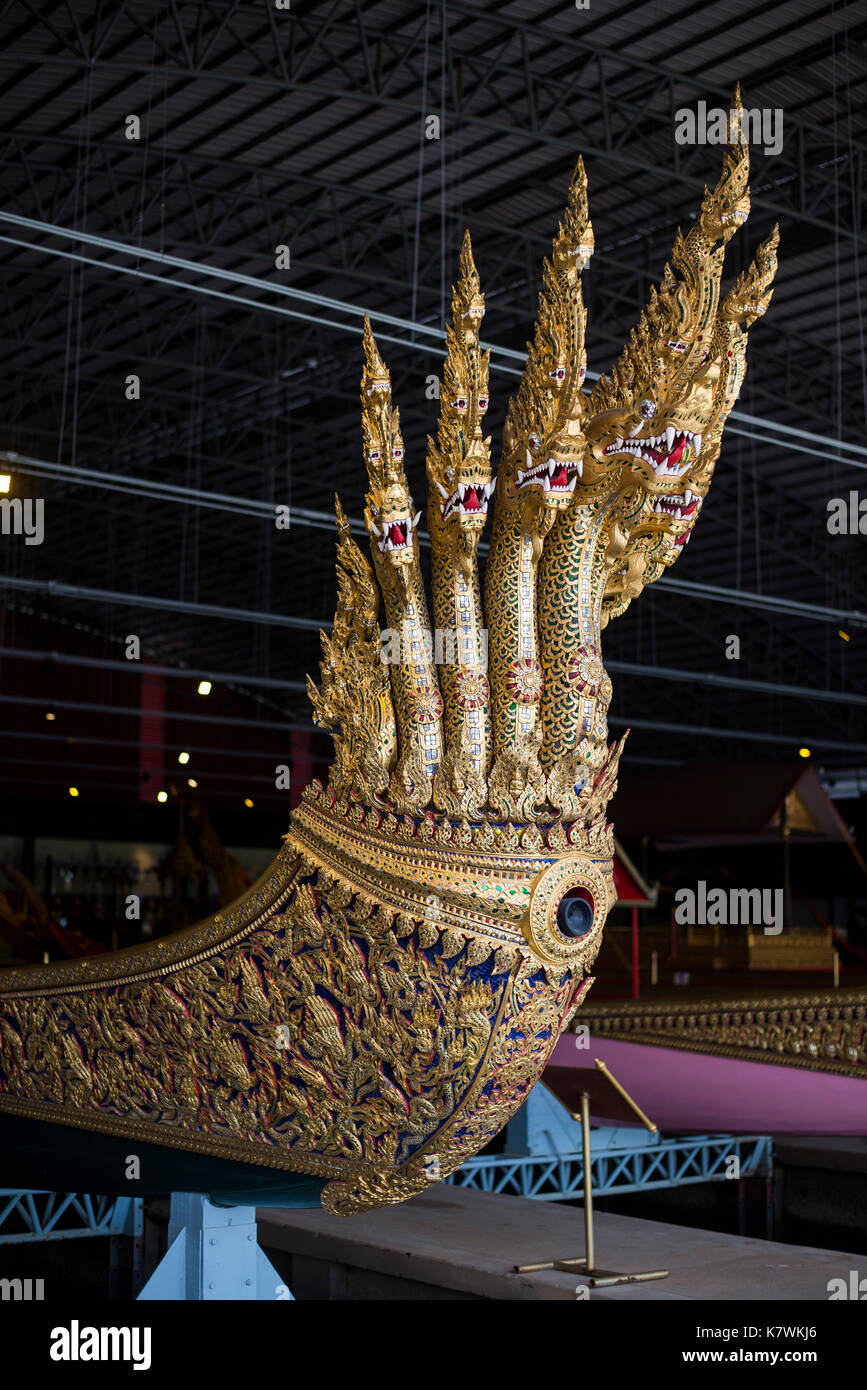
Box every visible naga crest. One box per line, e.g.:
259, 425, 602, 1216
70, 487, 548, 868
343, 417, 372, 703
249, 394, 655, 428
585, 92, 752, 507
426, 232, 494, 584
0, 100, 775, 1219
601, 222, 779, 624
503, 158, 594, 540
361, 320, 418, 590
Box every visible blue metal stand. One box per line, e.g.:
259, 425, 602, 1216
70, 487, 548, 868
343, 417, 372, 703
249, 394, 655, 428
447, 1085, 772, 1202
137, 1194, 292, 1301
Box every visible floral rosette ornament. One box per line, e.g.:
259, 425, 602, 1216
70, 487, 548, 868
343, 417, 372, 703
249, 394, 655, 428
452, 669, 490, 710
567, 643, 609, 698
409, 684, 444, 724
506, 658, 545, 705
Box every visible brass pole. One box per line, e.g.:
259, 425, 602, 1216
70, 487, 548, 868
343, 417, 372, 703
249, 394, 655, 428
516, 1072, 667, 1286
594, 1058, 657, 1133
581, 1091, 594, 1273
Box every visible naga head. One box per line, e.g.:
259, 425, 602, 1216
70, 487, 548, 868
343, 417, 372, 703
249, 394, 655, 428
503, 160, 594, 534
585, 117, 752, 509
661, 223, 779, 535
426, 234, 494, 579
585, 391, 707, 499
361, 319, 420, 587
700, 87, 752, 245
505, 351, 588, 517
600, 221, 779, 621
583, 270, 718, 501
718, 223, 779, 330
452, 238, 486, 338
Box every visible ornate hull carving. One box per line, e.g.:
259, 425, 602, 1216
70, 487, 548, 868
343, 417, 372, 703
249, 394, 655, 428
0, 785, 610, 1215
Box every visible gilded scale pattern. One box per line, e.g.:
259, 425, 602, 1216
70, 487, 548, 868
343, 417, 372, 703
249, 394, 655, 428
426, 233, 493, 819
0, 107, 777, 1214
360, 321, 444, 812
484, 160, 594, 819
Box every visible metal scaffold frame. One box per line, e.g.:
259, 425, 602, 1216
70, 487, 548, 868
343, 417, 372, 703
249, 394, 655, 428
448, 1133, 772, 1201
0, 1189, 142, 1244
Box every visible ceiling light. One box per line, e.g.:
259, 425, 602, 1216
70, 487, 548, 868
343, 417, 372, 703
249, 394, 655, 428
68, 786, 79, 797
178, 751, 190, 764
0, 474, 11, 493
244, 798, 254, 808
45, 710, 56, 721
187, 778, 198, 788
157, 790, 168, 803
197, 680, 212, 696
798, 747, 811, 759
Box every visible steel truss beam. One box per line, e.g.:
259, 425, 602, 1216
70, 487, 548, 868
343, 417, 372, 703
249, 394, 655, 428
7, 4, 864, 241
3, 581, 866, 754
1, 643, 863, 716
0, 1189, 141, 1244
3, 455, 865, 630
0, 130, 853, 433
2, 214, 865, 472
448, 1134, 772, 1201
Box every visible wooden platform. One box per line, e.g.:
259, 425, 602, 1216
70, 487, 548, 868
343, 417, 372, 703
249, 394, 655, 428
258, 1184, 863, 1301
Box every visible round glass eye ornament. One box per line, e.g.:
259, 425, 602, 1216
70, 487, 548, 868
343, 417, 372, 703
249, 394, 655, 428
557, 891, 594, 939
520, 855, 611, 964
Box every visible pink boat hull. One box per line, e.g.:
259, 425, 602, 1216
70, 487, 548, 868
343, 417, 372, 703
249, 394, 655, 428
549, 1035, 867, 1135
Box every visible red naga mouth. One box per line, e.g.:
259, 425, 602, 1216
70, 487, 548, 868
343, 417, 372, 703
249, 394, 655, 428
372, 511, 421, 554
516, 453, 581, 494
605, 427, 701, 479
652, 488, 701, 521
439, 479, 496, 523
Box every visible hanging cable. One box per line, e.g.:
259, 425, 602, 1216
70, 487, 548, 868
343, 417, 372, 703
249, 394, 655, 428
411, 0, 434, 338
440, 0, 447, 325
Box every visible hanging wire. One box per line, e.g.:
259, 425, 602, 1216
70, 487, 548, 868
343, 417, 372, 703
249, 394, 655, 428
440, 0, 447, 325
57, 53, 95, 477
129, 9, 163, 632
135, 6, 161, 251
828, 19, 842, 694
410, 0, 434, 339
835, 21, 864, 728
844, 46, 867, 436
179, 301, 205, 607
159, 10, 170, 256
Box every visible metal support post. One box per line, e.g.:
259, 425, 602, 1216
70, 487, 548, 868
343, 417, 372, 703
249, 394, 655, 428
514, 1089, 669, 1289
137, 1194, 292, 1301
